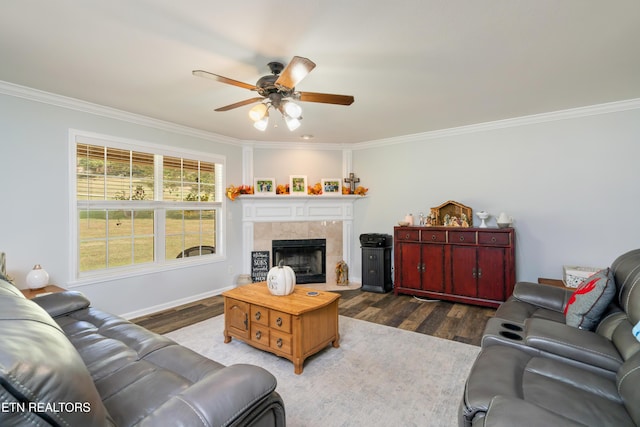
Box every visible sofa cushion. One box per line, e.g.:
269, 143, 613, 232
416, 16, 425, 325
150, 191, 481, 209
0, 296, 112, 426
564, 268, 616, 330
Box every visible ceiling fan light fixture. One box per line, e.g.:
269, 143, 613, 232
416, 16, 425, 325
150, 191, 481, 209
283, 101, 302, 119
248, 103, 268, 121
285, 115, 301, 131
254, 116, 269, 131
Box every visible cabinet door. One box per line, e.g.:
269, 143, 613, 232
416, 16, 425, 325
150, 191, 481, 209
476, 247, 507, 301
225, 298, 249, 339
450, 246, 478, 297
421, 244, 445, 292
397, 242, 422, 289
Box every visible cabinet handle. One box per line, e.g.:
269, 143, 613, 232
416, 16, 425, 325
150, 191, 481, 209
276, 338, 283, 348
255, 311, 261, 321
255, 330, 262, 340
472, 267, 477, 278
477, 268, 482, 278
244, 313, 248, 330
276, 317, 283, 327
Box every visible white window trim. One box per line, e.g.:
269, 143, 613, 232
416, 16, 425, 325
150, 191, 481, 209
68, 129, 227, 287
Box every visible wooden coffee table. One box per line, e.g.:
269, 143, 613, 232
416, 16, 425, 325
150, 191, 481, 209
222, 282, 340, 374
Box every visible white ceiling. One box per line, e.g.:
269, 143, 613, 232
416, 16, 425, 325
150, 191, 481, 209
1, 1, 639, 144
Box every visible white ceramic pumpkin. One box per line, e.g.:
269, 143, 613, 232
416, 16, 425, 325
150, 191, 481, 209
267, 261, 296, 296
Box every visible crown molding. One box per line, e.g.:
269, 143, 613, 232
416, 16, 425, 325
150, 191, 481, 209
0, 80, 241, 146
351, 97, 640, 150
2, 80, 638, 151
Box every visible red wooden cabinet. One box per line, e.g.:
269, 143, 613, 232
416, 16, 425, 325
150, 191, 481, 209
394, 227, 515, 308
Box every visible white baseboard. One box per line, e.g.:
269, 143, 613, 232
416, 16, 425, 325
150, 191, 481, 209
121, 285, 235, 320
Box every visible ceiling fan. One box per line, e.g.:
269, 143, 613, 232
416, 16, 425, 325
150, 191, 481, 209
192, 56, 354, 131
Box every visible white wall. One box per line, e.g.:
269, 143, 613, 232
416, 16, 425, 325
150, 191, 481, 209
350, 105, 640, 282
3, 85, 639, 318
251, 146, 344, 186
0, 90, 245, 317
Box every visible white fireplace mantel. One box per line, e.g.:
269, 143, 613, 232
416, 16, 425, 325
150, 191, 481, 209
239, 195, 365, 276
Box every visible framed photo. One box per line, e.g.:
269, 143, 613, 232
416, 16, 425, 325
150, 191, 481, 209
253, 177, 276, 196
321, 178, 341, 196
289, 175, 308, 196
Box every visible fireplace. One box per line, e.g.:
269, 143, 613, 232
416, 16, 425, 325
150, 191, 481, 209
272, 238, 326, 284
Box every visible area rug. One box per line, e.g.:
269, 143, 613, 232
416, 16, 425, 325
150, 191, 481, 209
165, 315, 479, 426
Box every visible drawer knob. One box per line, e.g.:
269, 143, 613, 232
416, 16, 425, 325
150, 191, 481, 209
276, 317, 283, 327
255, 311, 261, 321
405, 233, 410, 239
491, 237, 497, 242
276, 338, 283, 348
431, 234, 437, 241
255, 330, 262, 340
459, 236, 465, 241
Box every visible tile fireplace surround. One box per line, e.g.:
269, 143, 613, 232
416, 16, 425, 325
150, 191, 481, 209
240, 196, 362, 284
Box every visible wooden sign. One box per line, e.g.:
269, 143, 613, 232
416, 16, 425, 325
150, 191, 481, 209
251, 251, 270, 282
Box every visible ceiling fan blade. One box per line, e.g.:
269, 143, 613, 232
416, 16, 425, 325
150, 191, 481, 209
275, 56, 316, 90
192, 70, 257, 91
297, 91, 355, 106
215, 97, 264, 112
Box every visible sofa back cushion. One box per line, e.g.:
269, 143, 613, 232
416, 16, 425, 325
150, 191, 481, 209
611, 248, 640, 324
0, 290, 112, 426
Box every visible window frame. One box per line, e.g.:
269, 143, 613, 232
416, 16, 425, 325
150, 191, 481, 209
68, 129, 226, 285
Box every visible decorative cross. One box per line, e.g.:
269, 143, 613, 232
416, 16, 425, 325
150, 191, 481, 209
344, 172, 360, 194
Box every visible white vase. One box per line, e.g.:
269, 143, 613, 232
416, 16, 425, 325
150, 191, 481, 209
26, 264, 49, 290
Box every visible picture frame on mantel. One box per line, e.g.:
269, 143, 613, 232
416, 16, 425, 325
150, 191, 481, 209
321, 178, 341, 196
254, 177, 276, 196
289, 175, 308, 196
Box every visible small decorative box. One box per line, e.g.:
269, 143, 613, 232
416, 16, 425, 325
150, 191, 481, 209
562, 265, 602, 288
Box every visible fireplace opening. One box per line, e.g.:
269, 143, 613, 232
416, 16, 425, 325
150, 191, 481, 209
272, 238, 326, 284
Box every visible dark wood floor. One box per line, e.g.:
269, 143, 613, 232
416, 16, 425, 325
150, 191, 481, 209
132, 289, 496, 346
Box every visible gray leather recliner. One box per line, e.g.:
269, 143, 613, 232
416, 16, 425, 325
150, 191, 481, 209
460, 249, 640, 426
0, 279, 286, 426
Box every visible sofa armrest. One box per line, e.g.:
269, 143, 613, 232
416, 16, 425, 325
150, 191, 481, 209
512, 281, 572, 312
137, 364, 285, 426
480, 396, 585, 427
31, 291, 90, 317
524, 318, 623, 372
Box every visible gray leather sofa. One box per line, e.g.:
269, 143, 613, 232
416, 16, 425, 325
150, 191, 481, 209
460, 249, 640, 426
0, 278, 285, 426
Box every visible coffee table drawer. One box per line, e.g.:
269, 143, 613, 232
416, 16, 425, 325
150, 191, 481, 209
270, 310, 291, 333
270, 330, 292, 355
251, 324, 270, 345
251, 305, 269, 325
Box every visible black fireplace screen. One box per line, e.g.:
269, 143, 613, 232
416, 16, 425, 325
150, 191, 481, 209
272, 238, 326, 284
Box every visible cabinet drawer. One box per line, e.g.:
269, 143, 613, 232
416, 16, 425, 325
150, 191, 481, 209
420, 230, 447, 243
250, 324, 270, 345
396, 229, 420, 242
478, 232, 510, 246
270, 310, 292, 333
270, 330, 292, 355
251, 305, 269, 325
449, 230, 477, 244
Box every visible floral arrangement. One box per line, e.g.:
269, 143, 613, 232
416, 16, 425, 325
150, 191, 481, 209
343, 185, 368, 195
225, 184, 253, 201
225, 182, 369, 200
353, 186, 368, 196
308, 182, 323, 195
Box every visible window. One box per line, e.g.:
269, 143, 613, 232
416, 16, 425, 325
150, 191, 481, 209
71, 132, 224, 280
